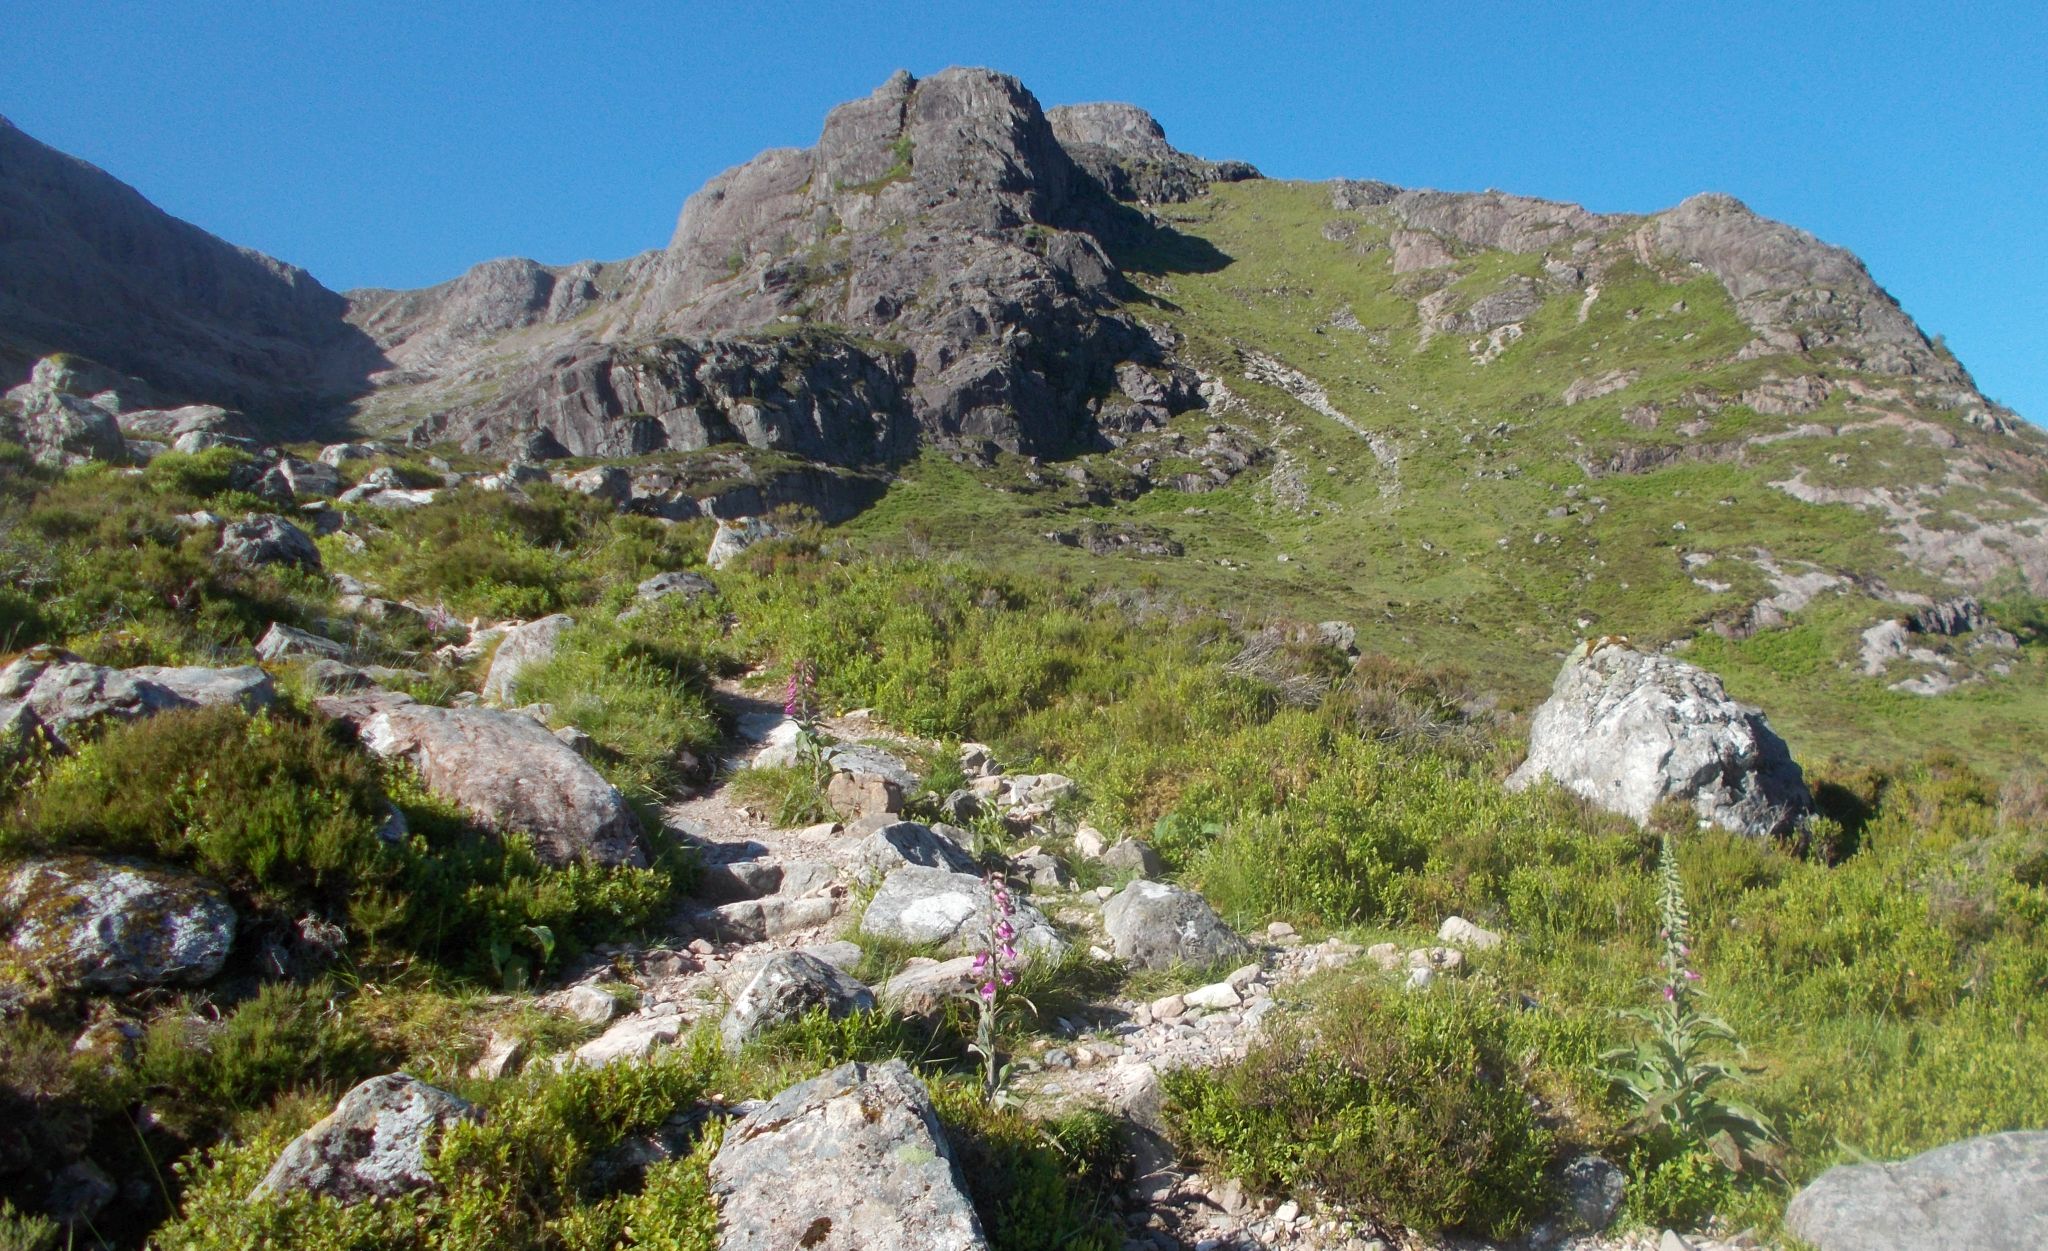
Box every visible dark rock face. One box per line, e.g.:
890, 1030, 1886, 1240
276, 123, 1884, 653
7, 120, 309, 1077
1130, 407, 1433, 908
0, 116, 381, 413
412, 332, 919, 463
349, 69, 1209, 462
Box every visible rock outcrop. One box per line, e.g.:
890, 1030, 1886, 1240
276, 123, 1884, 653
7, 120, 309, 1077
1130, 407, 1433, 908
1047, 102, 1258, 204
707, 1059, 988, 1251
1507, 639, 1812, 836
253, 1074, 481, 1202
0, 650, 275, 751
2, 856, 236, 992
317, 692, 646, 868
1784, 1131, 2048, 1251
347, 69, 1206, 463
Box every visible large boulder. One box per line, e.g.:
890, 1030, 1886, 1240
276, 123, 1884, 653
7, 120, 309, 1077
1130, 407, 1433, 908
708, 1058, 988, 1251
253, 1074, 481, 1202
1102, 880, 1252, 971
2, 856, 236, 992
216, 514, 322, 571
480, 613, 574, 703
1506, 639, 1813, 836
1785, 1131, 2048, 1251
8, 390, 128, 466
719, 951, 876, 1053
317, 692, 645, 868
858, 866, 1063, 957
0, 650, 275, 750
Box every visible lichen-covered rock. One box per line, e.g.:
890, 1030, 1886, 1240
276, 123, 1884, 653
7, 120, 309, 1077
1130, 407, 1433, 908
217, 514, 322, 571
1785, 1131, 2048, 1251
858, 866, 1062, 957
480, 613, 573, 703
317, 691, 645, 868
1102, 880, 1251, 970
0, 650, 275, 750
1507, 639, 1812, 835
2, 856, 236, 992
633, 570, 716, 605
708, 1058, 988, 1251
720, 951, 875, 1052
9, 390, 128, 466
253, 1074, 481, 1202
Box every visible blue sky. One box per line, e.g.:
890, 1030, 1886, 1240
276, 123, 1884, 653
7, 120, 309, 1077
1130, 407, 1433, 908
4, 1, 2044, 418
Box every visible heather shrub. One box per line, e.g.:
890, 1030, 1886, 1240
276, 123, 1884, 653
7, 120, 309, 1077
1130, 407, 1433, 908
1165, 979, 1553, 1238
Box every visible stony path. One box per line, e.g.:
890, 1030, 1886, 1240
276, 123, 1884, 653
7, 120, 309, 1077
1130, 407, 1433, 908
535, 680, 1759, 1251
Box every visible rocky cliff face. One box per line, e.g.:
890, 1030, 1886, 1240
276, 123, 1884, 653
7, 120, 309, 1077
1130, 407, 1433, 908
341, 69, 1227, 460
0, 116, 381, 416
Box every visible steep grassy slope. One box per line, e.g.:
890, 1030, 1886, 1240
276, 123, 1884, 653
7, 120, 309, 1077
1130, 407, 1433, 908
834, 178, 2048, 769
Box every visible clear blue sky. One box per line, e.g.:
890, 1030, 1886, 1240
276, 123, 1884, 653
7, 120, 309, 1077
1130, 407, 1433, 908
5, 1, 2044, 419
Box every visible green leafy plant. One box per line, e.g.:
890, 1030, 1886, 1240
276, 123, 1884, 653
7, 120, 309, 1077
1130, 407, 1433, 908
1602, 832, 1779, 1175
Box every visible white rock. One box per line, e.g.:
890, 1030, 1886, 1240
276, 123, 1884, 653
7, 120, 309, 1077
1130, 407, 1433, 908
1183, 982, 1242, 1010
1437, 915, 1502, 950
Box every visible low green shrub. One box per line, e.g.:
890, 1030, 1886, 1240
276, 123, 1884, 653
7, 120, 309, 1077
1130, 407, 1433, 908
511, 619, 723, 803
1, 706, 684, 981
931, 1083, 1127, 1251
1165, 979, 1554, 1238
159, 1040, 727, 1250
138, 981, 392, 1138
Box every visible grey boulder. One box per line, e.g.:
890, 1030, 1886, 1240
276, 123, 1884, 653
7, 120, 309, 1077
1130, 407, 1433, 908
708, 1058, 988, 1251
2, 856, 236, 992
634, 570, 716, 605
1506, 639, 1812, 836
217, 514, 322, 571
858, 866, 1063, 958
1102, 880, 1252, 971
253, 1074, 481, 1202
719, 951, 876, 1052
1100, 838, 1165, 877
850, 820, 976, 881
0, 650, 275, 749
9, 390, 128, 466
318, 692, 645, 868
255, 622, 350, 662
706, 516, 787, 570
1785, 1131, 2048, 1251
480, 613, 574, 703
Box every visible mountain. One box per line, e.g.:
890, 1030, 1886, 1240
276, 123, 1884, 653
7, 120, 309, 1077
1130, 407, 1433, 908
3, 67, 2045, 756
0, 116, 382, 416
